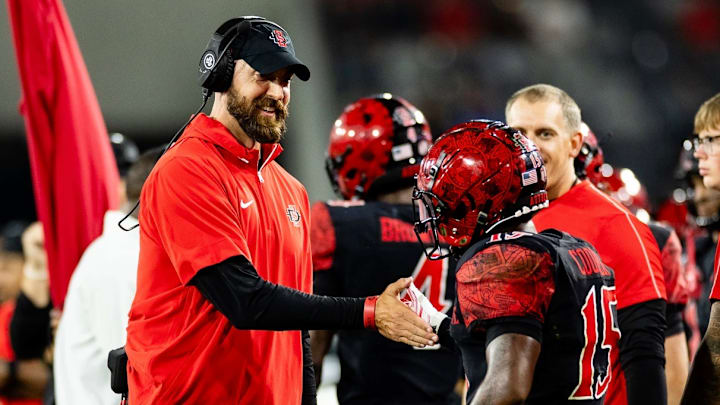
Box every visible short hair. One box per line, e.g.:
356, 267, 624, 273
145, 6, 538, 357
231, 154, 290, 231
125, 146, 163, 203
506, 84, 582, 133
694, 92, 720, 134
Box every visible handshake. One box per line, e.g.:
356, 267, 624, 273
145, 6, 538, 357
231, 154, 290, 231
399, 283, 448, 335
371, 277, 448, 348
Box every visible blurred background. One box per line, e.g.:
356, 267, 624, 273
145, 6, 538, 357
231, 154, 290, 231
1, 0, 720, 226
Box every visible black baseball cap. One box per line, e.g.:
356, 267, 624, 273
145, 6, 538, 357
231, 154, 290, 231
231, 21, 310, 81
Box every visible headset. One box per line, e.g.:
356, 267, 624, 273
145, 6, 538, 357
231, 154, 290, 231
119, 16, 280, 231
198, 16, 286, 92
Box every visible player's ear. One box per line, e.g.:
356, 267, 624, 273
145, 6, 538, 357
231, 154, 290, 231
569, 130, 583, 158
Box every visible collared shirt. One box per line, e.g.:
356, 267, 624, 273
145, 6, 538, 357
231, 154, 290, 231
533, 180, 666, 308
53, 211, 139, 405
709, 242, 720, 300
126, 114, 312, 404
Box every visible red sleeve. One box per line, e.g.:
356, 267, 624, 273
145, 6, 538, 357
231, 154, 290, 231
310, 202, 335, 272
144, 156, 251, 285
710, 239, 720, 301
592, 215, 667, 309
662, 230, 689, 304
455, 243, 555, 329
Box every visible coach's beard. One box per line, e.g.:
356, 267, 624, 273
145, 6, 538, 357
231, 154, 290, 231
227, 89, 288, 144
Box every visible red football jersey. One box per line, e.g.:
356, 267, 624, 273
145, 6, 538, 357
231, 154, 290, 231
126, 114, 312, 404
532, 180, 666, 405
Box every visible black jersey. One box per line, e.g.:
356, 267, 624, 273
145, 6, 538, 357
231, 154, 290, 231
449, 229, 618, 405
312, 200, 461, 405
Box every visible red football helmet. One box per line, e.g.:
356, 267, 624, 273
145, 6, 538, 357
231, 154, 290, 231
326, 94, 432, 200
412, 120, 548, 258
574, 122, 604, 184
591, 164, 651, 221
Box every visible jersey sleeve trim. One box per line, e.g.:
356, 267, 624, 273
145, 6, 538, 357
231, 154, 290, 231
484, 317, 544, 345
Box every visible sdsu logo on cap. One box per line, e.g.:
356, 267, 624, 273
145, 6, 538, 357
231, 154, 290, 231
269, 29, 288, 48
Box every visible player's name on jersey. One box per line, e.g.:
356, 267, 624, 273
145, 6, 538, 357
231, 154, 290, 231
380, 216, 430, 243
568, 247, 612, 278
489, 232, 612, 278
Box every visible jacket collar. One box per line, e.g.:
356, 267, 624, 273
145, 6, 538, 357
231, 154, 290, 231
181, 113, 284, 166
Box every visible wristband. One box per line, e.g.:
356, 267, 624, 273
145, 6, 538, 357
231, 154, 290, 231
363, 296, 379, 329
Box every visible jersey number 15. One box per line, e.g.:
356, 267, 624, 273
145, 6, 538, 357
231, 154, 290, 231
569, 285, 620, 400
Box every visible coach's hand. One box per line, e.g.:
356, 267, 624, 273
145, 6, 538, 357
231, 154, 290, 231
375, 278, 438, 348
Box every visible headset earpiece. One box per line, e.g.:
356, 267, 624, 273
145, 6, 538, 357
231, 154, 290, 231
197, 17, 264, 93
202, 48, 236, 93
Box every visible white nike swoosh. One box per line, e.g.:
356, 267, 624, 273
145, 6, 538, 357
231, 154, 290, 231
240, 200, 254, 209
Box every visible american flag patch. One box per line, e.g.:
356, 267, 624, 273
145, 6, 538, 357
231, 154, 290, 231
522, 170, 538, 186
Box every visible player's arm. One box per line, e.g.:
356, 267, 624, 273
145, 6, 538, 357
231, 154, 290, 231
660, 229, 690, 405
617, 299, 668, 405
151, 159, 436, 347
600, 216, 668, 405
309, 330, 334, 388
308, 201, 339, 385
190, 255, 437, 347
456, 242, 554, 405
470, 333, 540, 405
0, 359, 49, 399
681, 301, 720, 405
665, 332, 689, 405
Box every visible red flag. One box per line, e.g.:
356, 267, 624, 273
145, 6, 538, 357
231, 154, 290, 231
7, 0, 120, 308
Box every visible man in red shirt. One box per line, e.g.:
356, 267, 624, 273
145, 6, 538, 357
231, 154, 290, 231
505, 84, 668, 405
125, 16, 436, 405
681, 92, 720, 405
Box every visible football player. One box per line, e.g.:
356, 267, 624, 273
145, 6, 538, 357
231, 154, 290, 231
310, 94, 462, 404
412, 119, 619, 404
506, 84, 667, 405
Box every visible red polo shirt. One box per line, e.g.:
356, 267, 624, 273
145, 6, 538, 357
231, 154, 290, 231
126, 114, 312, 404
710, 243, 720, 300
532, 180, 666, 405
